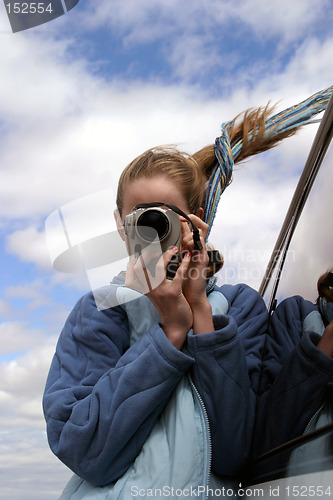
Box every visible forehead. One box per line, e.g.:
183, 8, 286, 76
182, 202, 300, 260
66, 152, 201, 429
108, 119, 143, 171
121, 175, 189, 218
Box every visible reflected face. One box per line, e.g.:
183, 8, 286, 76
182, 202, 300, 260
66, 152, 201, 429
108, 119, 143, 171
120, 175, 190, 222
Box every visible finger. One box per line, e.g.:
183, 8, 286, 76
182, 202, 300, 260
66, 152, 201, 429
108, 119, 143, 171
161, 246, 179, 266
145, 247, 179, 287
180, 217, 192, 236
173, 251, 191, 285
187, 213, 208, 229
191, 247, 209, 271
180, 220, 192, 248
127, 254, 157, 295
154, 247, 177, 277
182, 229, 207, 255
187, 214, 209, 241
125, 256, 151, 294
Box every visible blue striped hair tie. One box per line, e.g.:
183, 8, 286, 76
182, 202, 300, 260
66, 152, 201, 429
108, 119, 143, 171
204, 85, 333, 237
204, 123, 233, 236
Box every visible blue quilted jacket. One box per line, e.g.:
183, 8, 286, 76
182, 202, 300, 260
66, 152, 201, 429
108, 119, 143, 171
254, 295, 333, 457
43, 282, 267, 498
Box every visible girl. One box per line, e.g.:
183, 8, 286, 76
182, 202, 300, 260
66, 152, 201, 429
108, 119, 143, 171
43, 146, 268, 499
43, 88, 332, 499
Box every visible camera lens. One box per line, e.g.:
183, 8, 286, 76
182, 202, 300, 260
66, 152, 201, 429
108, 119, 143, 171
137, 209, 170, 242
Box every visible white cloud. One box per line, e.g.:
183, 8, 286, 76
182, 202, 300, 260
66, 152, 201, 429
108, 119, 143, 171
166, 33, 224, 82
281, 37, 333, 91
0, 21, 92, 121
221, 0, 331, 45
0, 327, 73, 498
211, 154, 298, 291
5, 227, 52, 269
0, 427, 72, 500
0, 86, 222, 220
0, 321, 51, 356
0, 299, 13, 317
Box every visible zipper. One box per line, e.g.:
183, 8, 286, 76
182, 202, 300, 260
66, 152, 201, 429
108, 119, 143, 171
302, 403, 325, 435
287, 402, 325, 469
188, 373, 212, 499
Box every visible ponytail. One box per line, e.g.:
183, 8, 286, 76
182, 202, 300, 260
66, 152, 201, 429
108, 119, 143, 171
194, 85, 333, 235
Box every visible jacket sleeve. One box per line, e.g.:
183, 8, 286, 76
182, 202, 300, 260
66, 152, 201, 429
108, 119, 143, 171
254, 296, 333, 457
184, 284, 268, 476
43, 292, 194, 486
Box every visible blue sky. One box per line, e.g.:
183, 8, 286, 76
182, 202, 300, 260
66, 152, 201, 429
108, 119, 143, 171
0, 1, 332, 498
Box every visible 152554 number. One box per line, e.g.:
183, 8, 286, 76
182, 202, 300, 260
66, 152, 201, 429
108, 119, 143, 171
6, 3, 53, 14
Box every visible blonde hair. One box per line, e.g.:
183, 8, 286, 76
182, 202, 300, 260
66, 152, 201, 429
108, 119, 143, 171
116, 147, 207, 217
116, 104, 300, 218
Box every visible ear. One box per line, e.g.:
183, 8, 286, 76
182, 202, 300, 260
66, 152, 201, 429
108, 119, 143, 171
199, 207, 204, 220
114, 209, 125, 240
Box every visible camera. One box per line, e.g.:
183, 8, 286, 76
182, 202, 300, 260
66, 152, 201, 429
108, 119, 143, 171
124, 202, 206, 280
124, 205, 181, 257
124, 205, 181, 279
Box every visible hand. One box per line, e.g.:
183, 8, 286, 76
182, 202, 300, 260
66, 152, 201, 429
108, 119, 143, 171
180, 215, 210, 306
317, 319, 333, 357
180, 215, 214, 335
126, 247, 193, 349
125, 247, 163, 295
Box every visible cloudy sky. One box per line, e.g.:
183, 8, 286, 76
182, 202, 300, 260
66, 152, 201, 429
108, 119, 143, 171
0, 1, 332, 498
